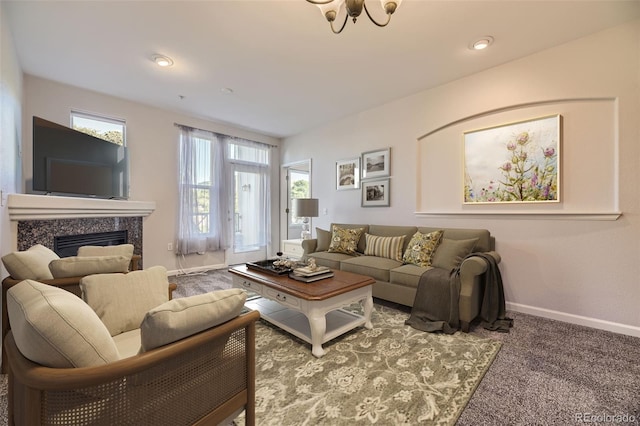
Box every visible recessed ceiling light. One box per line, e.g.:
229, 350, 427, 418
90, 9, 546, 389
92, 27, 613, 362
152, 54, 174, 67
470, 36, 494, 51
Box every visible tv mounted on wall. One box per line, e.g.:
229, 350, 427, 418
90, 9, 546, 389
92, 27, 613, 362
32, 116, 129, 199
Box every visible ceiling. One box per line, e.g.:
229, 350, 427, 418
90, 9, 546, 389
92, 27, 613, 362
4, 1, 640, 138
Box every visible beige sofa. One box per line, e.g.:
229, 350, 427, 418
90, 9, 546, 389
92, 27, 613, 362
301, 224, 501, 331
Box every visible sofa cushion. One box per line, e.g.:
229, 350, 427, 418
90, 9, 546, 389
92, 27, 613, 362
402, 230, 444, 267
78, 243, 134, 261
1, 244, 59, 280
328, 225, 365, 255
431, 238, 479, 271
331, 223, 370, 253
367, 225, 418, 253
140, 289, 246, 352
316, 228, 332, 252
341, 256, 402, 282
80, 266, 170, 336
308, 251, 355, 270
419, 227, 492, 253
389, 264, 432, 289
49, 255, 131, 279
6, 279, 120, 368
364, 234, 405, 262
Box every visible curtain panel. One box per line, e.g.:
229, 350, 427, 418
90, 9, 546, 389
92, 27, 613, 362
176, 127, 230, 255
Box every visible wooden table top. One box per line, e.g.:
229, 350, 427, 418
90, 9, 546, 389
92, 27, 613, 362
229, 264, 375, 301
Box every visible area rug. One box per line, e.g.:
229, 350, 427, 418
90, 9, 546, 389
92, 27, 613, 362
234, 304, 501, 426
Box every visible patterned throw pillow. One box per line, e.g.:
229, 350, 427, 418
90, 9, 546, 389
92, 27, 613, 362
402, 230, 444, 267
327, 226, 365, 255
364, 234, 406, 262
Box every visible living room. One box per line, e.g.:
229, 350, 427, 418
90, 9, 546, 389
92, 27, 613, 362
1, 1, 639, 423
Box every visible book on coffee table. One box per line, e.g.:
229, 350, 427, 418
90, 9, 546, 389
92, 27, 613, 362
289, 271, 334, 283
292, 265, 330, 277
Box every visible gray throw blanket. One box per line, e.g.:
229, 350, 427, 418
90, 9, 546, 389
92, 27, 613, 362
405, 267, 460, 334
405, 253, 512, 334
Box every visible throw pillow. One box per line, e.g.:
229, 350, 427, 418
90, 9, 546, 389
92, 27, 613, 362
1, 244, 59, 280
80, 266, 170, 336
327, 226, 365, 255
140, 288, 247, 352
78, 243, 134, 260
316, 228, 331, 252
49, 255, 131, 279
431, 238, 479, 271
364, 234, 406, 262
402, 230, 444, 267
6, 279, 120, 368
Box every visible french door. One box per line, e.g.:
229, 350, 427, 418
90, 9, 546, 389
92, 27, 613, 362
226, 164, 269, 265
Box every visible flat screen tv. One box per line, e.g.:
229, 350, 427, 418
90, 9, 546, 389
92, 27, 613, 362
32, 116, 129, 199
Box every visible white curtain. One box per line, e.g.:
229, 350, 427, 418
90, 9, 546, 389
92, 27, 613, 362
176, 127, 230, 255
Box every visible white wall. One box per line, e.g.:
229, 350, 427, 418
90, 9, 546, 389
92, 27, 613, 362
21, 76, 281, 274
0, 6, 23, 277
283, 20, 640, 336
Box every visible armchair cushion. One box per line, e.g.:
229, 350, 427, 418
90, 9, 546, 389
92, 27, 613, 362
80, 266, 169, 336
6, 279, 120, 368
77, 243, 134, 260
140, 289, 247, 352
49, 255, 131, 279
1, 244, 59, 280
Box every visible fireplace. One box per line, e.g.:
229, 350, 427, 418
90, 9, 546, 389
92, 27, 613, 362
8, 194, 155, 270
54, 230, 128, 257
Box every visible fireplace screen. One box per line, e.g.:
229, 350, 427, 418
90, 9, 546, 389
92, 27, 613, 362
54, 230, 128, 257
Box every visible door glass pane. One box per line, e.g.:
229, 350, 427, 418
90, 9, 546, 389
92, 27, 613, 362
234, 170, 263, 253
289, 170, 310, 227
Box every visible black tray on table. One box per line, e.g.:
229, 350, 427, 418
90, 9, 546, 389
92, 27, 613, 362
246, 259, 294, 276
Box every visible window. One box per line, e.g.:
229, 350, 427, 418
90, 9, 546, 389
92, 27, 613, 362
176, 126, 273, 257
71, 111, 126, 146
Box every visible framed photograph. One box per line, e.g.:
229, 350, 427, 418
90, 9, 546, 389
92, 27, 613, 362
336, 158, 360, 190
463, 114, 561, 204
361, 148, 390, 179
361, 178, 390, 207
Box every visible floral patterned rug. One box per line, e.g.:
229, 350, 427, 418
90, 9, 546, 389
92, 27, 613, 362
235, 304, 501, 426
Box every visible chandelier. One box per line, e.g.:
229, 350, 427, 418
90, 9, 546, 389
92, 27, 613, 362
306, 0, 403, 34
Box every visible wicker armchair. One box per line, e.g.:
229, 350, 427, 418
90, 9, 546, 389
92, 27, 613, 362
1, 255, 144, 373
3, 268, 259, 426
4, 310, 259, 425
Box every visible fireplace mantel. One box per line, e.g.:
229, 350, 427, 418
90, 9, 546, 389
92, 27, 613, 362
8, 194, 156, 221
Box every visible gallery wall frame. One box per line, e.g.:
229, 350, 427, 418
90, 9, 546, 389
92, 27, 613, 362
463, 114, 561, 204
336, 158, 360, 190
362, 178, 390, 207
361, 148, 390, 179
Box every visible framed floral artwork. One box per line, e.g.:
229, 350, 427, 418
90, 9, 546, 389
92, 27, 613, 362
463, 114, 561, 204
362, 178, 390, 207
361, 148, 390, 179
336, 158, 360, 190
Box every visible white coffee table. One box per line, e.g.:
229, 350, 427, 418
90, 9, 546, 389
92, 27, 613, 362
230, 264, 374, 358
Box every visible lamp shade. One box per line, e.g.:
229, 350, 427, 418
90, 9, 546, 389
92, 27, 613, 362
293, 198, 319, 218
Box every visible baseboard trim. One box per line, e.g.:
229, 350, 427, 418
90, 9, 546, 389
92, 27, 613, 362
506, 302, 640, 338
167, 263, 228, 277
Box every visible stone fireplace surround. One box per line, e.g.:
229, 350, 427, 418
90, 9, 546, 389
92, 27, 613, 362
8, 194, 155, 267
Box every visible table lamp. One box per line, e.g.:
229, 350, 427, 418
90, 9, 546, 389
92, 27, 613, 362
292, 198, 319, 240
